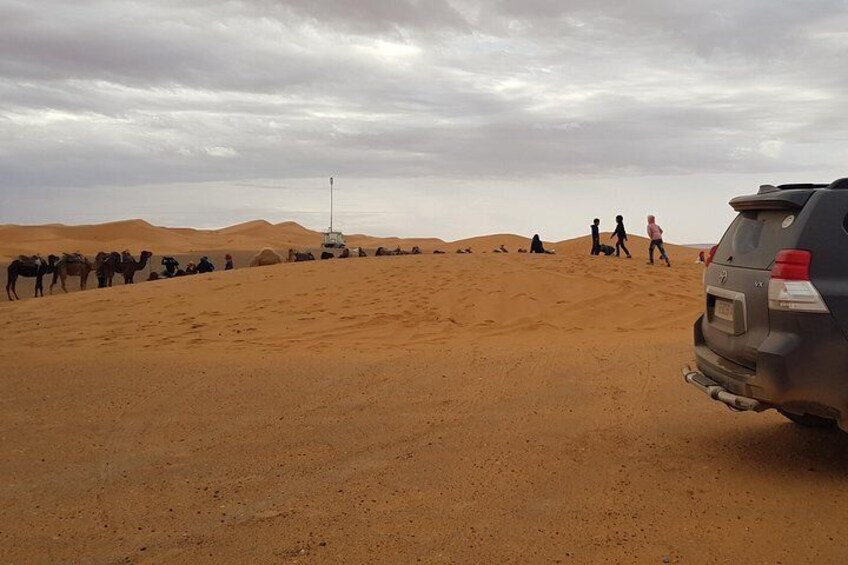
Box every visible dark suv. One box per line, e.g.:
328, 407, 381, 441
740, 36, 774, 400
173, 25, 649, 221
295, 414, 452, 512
684, 178, 848, 429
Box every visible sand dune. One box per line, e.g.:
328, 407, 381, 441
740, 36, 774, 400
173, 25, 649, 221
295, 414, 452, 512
2, 235, 844, 564
0, 219, 693, 260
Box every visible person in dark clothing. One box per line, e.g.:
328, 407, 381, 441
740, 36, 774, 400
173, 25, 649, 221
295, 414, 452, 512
161, 256, 179, 278
197, 256, 215, 273
611, 215, 632, 258
224, 254, 234, 271
590, 218, 601, 255
530, 234, 546, 254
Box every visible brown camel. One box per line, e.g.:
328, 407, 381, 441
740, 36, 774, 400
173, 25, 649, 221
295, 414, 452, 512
50, 253, 94, 294
249, 247, 284, 267
287, 249, 316, 262
116, 250, 152, 284
6, 254, 59, 300
94, 251, 121, 288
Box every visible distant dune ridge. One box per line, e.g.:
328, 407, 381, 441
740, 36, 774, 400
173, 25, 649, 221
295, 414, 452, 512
0, 219, 691, 260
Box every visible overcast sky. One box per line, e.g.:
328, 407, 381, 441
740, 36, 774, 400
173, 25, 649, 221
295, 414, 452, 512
1, 0, 847, 242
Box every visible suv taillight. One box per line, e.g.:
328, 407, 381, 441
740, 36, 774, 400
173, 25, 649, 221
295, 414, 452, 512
768, 249, 829, 313
705, 245, 718, 267
771, 249, 811, 280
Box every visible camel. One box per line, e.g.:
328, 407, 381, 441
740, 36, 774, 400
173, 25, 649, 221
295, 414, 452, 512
433, 250, 446, 254
493, 245, 509, 254
287, 249, 315, 262
320, 251, 334, 260
249, 247, 284, 267
94, 251, 121, 288
518, 248, 528, 254
375, 247, 393, 256
116, 250, 152, 284
455, 248, 473, 254
338, 247, 367, 259
50, 253, 94, 294
411, 246, 422, 255
6, 254, 59, 300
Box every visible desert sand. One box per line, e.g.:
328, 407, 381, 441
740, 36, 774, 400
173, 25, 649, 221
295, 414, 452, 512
2, 225, 848, 564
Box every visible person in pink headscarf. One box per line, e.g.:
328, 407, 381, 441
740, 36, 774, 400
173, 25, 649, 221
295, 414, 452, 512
647, 214, 671, 267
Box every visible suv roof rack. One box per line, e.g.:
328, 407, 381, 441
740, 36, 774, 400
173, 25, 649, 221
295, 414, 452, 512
777, 183, 829, 190
757, 182, 833, 195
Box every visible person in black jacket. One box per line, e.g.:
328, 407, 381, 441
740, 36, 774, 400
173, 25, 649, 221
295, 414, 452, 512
197, 256, 215, 273
611, 215, 632, 258
161, 256, 179, 278
590, 218, 601, 255
530, 234, 546, 254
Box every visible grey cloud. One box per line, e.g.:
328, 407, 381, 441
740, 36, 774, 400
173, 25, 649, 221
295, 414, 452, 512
1, 0, 848, 242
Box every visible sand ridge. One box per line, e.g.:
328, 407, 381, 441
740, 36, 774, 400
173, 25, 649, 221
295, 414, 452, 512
0, 219, 683, 260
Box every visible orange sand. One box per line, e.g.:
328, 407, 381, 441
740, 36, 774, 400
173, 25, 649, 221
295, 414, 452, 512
2, 225, 847, 564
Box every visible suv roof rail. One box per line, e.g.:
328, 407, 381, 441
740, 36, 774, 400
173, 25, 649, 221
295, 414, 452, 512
776, 183, 829, 190
828, 178, 848, 189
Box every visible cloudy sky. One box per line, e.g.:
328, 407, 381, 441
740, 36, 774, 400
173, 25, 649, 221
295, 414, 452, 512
1, 0, 847, 242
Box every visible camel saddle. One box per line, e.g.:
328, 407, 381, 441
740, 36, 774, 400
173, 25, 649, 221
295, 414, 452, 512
17, 255, 42, 268
62, 252, 86, 264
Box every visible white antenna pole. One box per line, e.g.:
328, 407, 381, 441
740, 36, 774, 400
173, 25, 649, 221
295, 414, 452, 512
329, 176, 334, 232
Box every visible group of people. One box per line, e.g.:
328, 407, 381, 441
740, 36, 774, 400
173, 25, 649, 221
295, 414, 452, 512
158, 254, 235, 278
590, 214, 671, 267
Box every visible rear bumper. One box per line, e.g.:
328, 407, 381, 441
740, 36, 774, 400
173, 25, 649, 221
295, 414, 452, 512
682, 366, 768, 412
693, 314, 848, 422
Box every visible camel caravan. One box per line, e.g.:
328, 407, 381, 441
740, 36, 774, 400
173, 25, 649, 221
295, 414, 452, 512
5, 242, 499, 301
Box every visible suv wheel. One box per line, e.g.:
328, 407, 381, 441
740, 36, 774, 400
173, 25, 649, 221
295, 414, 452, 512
778, 409, 835, 428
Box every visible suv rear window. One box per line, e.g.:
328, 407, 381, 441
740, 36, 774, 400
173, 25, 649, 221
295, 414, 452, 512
713, 210, 799, 270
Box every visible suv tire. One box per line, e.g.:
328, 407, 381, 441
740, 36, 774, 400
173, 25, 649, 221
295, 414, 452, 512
778, 409, 835, 428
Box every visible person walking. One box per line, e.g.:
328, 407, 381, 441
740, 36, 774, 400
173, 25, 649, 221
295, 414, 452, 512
647, 214, 671, 267
611, 215, 632, 258
590, 218, 601, 256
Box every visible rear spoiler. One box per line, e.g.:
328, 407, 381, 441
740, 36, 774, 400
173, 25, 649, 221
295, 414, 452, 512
729, 177, 848, 212
730, 189, 814, 211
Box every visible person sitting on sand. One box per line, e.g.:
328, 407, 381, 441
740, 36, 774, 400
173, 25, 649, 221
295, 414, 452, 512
197, 256, 215, 274
224, 254, 234, 270
611, 215, 632, 259
530, 234, 546, 254
161, 256, 179, 277
590, 218, 601, 256
185, 261, 197, 275
647, 215, 671, 267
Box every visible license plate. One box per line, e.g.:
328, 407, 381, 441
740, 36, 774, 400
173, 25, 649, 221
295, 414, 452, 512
714, 299, 734, 322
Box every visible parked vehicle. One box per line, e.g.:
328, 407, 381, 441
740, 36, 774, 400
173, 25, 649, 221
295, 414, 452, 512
684, 178, 848, 429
